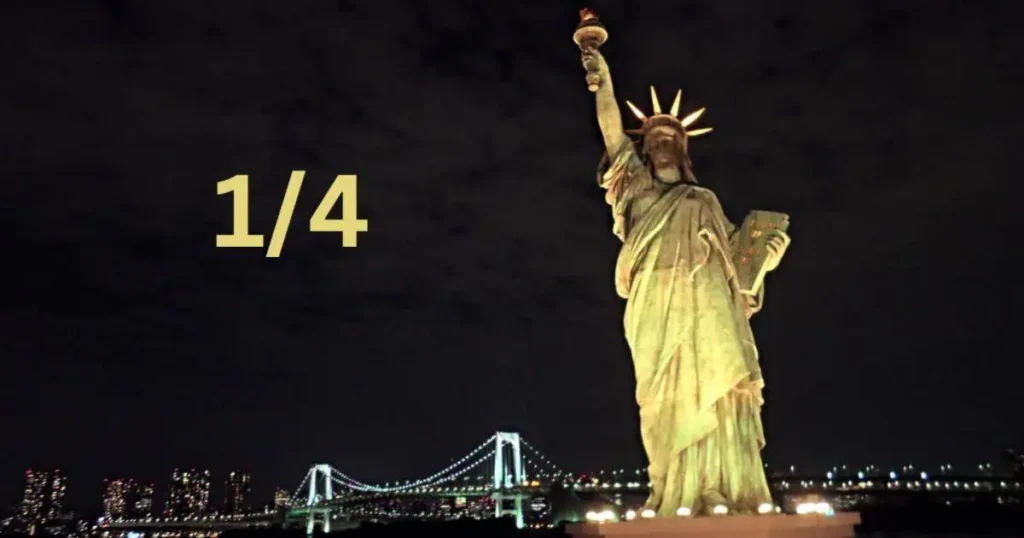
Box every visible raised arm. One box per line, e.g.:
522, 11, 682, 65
581, 47, 626, 155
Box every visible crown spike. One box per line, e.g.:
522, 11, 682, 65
686, 127, 713, 137
649, 86, 662, 114
681, 107, 706, 128
669, 90, 682, 117
625, 100, 647, 121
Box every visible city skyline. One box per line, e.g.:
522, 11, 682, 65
6, 450, 1021, 521
12, 442, 1021, 516
8, 460, 1022, 533
8, 468, 279, 521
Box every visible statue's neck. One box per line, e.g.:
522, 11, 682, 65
653, 165, 682, 183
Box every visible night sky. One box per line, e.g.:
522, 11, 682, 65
3, 0, 1021, 514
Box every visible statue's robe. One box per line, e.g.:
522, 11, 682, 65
597, 140, 772, 515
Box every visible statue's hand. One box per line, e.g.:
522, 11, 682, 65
581, 46, 609, 85
763, 230, 790, 272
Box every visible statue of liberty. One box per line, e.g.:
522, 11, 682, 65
576, 10, 791, 517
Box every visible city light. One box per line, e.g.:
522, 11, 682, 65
757, 503, 774, 514
712, 504, 728, 515
273, 488, 291, 510
675, 506, 691, 516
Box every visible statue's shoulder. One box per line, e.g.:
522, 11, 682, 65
608, 139, 645, 166
682, 185, 730, 220
683, 185, 721, 204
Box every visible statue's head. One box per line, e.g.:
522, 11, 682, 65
643, 123, 687, 170
625, 87, 712, 183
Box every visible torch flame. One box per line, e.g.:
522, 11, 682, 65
579, 8, 598, 23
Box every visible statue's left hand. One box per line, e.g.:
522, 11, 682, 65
764, 230, 790, 272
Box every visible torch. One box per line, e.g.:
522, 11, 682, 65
573, 8, 608, 92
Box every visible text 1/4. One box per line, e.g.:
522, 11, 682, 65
216, 172, 368, 257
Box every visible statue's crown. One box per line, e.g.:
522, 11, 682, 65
624, 86, 713, 139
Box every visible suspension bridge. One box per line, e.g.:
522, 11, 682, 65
287, 432, 560, 533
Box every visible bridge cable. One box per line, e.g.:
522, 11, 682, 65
329, 448, 497, 500
327, 434, 497, 493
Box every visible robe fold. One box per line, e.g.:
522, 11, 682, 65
597, 141, 772, 515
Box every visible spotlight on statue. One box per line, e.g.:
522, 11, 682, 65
796, 502, 833, 516
585, 509, 617, 522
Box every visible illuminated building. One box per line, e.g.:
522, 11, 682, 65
165, 469, 211, 518
47, 471, 66, 522
21, 470, 47, 524
102, 479, 130, 519
101, 479, 154, 519
274, 488, 291, 510
20, 469, 65, 531
224, 471, 251, 514
134, 483, 155, 517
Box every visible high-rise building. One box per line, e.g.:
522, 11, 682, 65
165, 473, 183, 518
47, 471, 66, 522
273, 488, 291, 510
101, 479, 153, 520
134, 483, 155, 518
20, 470, 66, 529
102, 479, 131, 519
21, 470, 47, 524
223, 471, 251, 514
165, 469, 211, 518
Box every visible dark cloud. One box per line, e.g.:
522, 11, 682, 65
1, 0, 1020, 513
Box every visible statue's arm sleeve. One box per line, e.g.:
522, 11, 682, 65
597, 139, 644, 190
596, 140, 648, 241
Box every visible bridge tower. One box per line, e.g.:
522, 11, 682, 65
492, 431, 525, 528
305, 464, 334, 535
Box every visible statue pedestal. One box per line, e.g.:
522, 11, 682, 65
566, 513, 860, 538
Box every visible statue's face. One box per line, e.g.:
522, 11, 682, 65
644, 126, 685, 169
